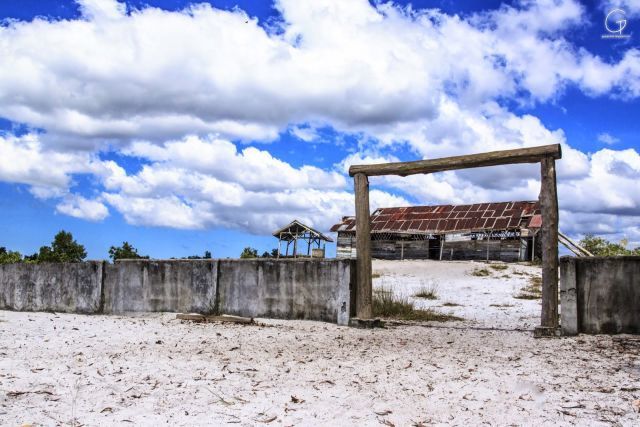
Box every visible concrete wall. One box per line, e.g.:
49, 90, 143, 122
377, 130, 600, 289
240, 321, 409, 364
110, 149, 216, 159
0, 262, 103, 313
561, 256, 640, 335
0, 259, 354, 325
218, 259, 352, 325
103, 260, 217, 314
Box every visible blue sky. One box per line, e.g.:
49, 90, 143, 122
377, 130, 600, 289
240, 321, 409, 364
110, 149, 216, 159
0, 0, 639, 259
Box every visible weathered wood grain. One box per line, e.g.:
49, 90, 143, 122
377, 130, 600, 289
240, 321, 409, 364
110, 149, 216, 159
354, 173, 373, 319
176, 313, 254, 324
349, 144, 561, 177
540, 157, 559, 329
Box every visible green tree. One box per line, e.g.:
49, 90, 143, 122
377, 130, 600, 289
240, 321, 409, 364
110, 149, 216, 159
183, 250, 212, 259
23, 252, 39, 263
579, 234, 640, 256
260, 249, 279, 258
37, 230, 87, 263
240, 247, 258, 259
109, 241, 148, 261
0, 247, 22, 264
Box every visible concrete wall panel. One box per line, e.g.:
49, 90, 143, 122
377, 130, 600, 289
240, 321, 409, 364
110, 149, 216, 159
103, 260, 217, 314
0, 262, 103, 313
561, 256, 640, 335
218, 259, 353, 325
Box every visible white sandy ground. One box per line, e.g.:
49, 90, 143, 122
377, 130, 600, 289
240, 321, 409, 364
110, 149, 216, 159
1, 260, 639, 426
372, 260, 544, 330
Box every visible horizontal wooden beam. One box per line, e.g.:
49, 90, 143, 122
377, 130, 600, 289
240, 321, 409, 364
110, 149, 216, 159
348, 144, 562, 177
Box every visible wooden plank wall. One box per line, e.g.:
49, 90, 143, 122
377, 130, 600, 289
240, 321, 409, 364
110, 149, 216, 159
337, 233, 357, 259
441, 240, 521, 262
337, 232, 532, 262
370, 240, 431, 260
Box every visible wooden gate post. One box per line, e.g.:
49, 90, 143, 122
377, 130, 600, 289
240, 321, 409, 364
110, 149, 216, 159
538, 157, 559, 334
354, 173, 372, 319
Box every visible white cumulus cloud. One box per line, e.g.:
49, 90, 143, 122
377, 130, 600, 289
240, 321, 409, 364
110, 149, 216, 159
0, 0, 638, 242
597, 132, 620, 145
56, 195, 109, 221
0, 0, 637, 148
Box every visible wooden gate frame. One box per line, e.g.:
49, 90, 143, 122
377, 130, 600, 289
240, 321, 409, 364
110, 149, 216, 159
349, 144, 562, 334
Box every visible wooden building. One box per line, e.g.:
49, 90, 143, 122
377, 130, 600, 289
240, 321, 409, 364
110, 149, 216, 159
330, 201, 542, 262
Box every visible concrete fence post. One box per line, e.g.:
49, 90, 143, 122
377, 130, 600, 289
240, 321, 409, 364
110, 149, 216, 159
560, 256, 578, 336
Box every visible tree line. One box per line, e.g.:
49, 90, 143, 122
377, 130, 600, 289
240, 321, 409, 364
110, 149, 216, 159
0, 230, 212, 264
0, 230, 280, 264
3, 231, 637, 264
240, 247, 279, 259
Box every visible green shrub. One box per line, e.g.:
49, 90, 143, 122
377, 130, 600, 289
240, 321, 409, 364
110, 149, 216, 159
240, 247, 258, 258
579, 234, 640, 256
0, 247, 22, 264
109, 242, 149, 261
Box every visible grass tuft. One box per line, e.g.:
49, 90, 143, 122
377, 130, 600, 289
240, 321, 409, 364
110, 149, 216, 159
490, 303, 514, 308
414, 281, 439, 300
514, 293, 539, 300
442, 302, 462, 307
373, 288, 462, 322
372, 272, 382, 279
471, 268, 491, 277
489, 264, 509, 271
514, 276, 542, 300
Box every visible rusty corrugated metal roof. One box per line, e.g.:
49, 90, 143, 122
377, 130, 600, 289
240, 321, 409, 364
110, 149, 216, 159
330, 201, 540, 234
528, 214, 542, 228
